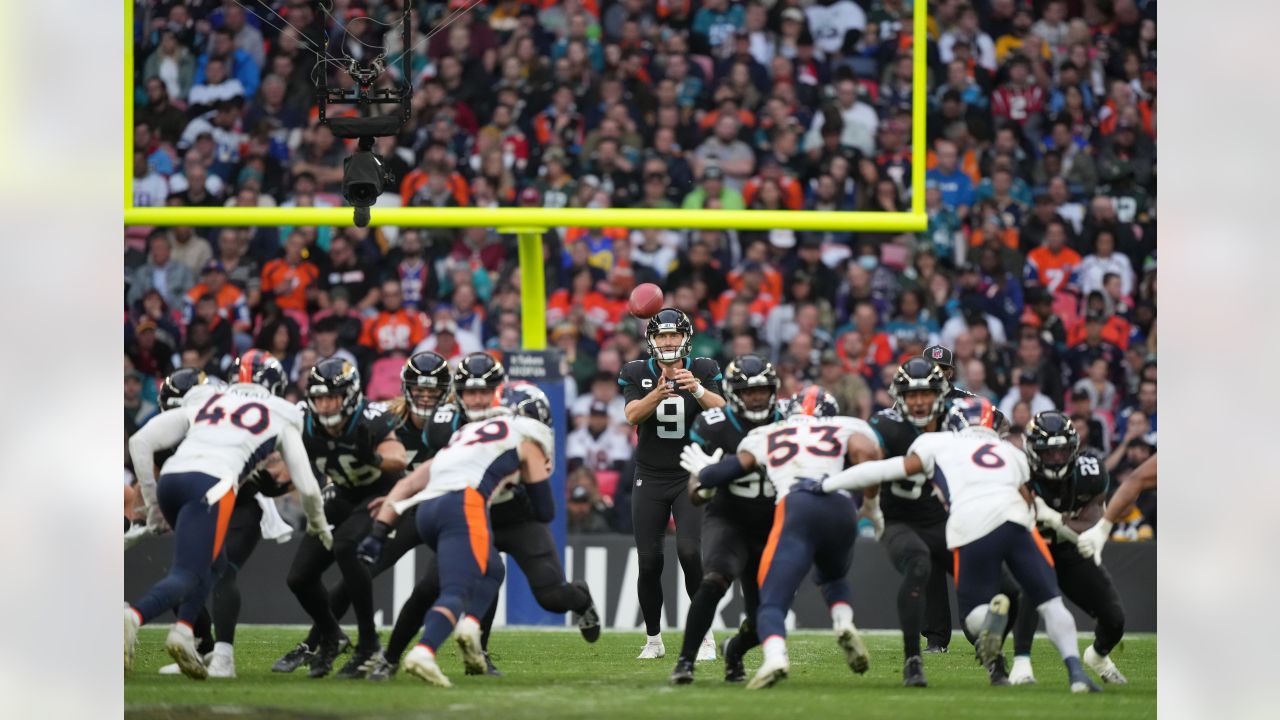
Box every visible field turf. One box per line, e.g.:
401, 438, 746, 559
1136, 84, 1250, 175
125, 627, 1155, 719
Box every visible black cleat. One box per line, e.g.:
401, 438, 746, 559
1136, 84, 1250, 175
307, 635, 349, 679
923, 644, 949, 654
573, 582, 601, 643
670, 657, 696, 685
903, 655, 928, 688
336, 645, 381, 679
272, 642, 315, 673
465, 651, 503, 676
364, 651, 398, 681
722, 636, 746, 683
987, 654, 1011, 686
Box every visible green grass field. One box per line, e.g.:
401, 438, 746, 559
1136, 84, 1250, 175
125, 627, 1155, 719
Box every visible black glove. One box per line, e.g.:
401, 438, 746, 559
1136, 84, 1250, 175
249, 467, 291, 497
792, 478, 827, 496
322, 482, 337, 503
356, 520, 393, 566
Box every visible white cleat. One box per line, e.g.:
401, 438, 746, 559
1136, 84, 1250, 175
454, 617, 487, 676
404, 645, 452, 688
165, 624, 208, 680
696, 632, 717, 662
637, 636, 666, 660
835, 624, 870, 675
207, 649, 236, 678
158, 663, 183, 675
1084, 644, 1128, 684
124, 606, 140, 673
1009, 655, 1037, 685
746, 655, 790, 690
976, 594, 1010, 668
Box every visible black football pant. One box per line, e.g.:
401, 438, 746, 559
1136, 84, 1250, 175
632, 475, 703, 636
209, 499, 263, 645
1012, 541, 1125, 657
287, 492, 379, 651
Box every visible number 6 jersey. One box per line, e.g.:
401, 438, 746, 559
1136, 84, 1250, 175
618, 356, 723, 483
738, 415, 878, 501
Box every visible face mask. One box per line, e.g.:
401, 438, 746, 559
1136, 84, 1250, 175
858, 256, 879, 271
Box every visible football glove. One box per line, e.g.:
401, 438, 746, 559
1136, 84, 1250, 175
1076, 518, 1113, 565
309, 522, 334, 551
679, 444, 723, 479
792, 478, 826, 495
858, 494, 884, 540
356, 535, 385, 567
1033, 496, 1065, 531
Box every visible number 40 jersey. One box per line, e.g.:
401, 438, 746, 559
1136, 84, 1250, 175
738, 415, 878, 501
618, 356, 723, 483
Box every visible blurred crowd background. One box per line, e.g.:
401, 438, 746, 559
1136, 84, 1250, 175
126, 0, 1157, 539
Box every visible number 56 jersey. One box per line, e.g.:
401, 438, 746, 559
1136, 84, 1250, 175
618, 356, 723, 483
906, 430, 1033, 549
738, 415, 878, 501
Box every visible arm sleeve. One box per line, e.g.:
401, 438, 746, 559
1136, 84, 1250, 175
619, 366, 646, 404
280, 425, 328, 532
822, 457, 910, 493
127, 409, 192, 509
524, 480, 556, 523
698, 455, 747, 489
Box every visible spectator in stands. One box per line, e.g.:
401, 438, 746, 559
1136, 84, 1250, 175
128, 232, 194, 310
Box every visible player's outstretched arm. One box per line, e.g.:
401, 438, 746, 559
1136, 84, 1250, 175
127, 409, 192, 532
280, 425, 332, 550
373, 460, 433, 526
1078, 453, 1156, 560
682, 446, 749, 490
823, 452, 924, 494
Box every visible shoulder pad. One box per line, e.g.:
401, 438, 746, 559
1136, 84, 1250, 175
512, 416, 556, 471
180, 384, 221, 408
872, 408, 905, 424
266, 395, 305, 431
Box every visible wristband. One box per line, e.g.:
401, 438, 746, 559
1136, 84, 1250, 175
693, 384, 706, 399
370, 520, 393, 541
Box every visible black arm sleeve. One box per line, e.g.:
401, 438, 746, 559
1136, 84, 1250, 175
699, 455, 747, 489
524, 480, 556, 523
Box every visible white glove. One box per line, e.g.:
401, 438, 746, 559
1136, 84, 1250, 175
858, 494, 884, 541
679, 444, 723, 480
1076, 518, 1113, 564
1033, 496, 1065, 530
309, 523, 334, 551
124, 523, 150, 550
145, 505, 169, 535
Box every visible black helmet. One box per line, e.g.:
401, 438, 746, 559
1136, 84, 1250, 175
890, 357, 950, 428
645, 307, 693, 363
234, 349, 287, 397
307, 357, 363, 428
501, 381, 553, 427
160, 368, 208, 410
723, 354, 779, 422
402, 351, 452, 419
1024, 411, 1080, 480
454, 352, 507, 419
942, 396, 998, 433
784, 385, 840, 419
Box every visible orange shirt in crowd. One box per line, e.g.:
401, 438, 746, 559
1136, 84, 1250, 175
925, 147, 982, 185
399, 169, 471, 207
1066, 314, 1131, 351
725, 265, 784, 303
1026, 246, 1082, 295
360, 309, 429, 355
259, 259, 319, 311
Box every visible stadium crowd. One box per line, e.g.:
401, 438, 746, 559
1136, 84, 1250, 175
126, 0, 1157, 541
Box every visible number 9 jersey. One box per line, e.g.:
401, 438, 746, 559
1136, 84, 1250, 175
618, 356, 723, 483
738, 415, 878, 500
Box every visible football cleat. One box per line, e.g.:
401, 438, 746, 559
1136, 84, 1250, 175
405, 645, 452, 688
746, 655, 790, 690
903, 655, 928, 687
573, 582, 601, 643
272, 642, 315, 673
975, 594, 1010, 669
637, 636, 666, 659
124, 606, 140, 674
669, 657, 696, 685
336, 645, 381, 679
1009, 655, 1037, 685
308, 635, 348, 678
165, 623, 208, 680
455, 617, 487, 676
987, 654, 1011, 686
364, 651, 398, 681
722, 636, 746, 683
1084, 644, 1128, 684
1069, 663, 1104, 693
157, 663, 182, 675
835, 624, 870, 675
923, 643, 949, 654
697, 632, 717, 662
206, 648, 235, 679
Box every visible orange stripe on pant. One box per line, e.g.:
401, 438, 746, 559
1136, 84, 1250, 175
1030, 528, 1055, 568
757, 498, 787, 587
210, 491, 236, 561
952, 548, 960, 586
463, 487, 490, 575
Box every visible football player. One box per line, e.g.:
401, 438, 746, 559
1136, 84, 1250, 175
1076, 452, 1157, 559
368, 383, 559, 686
271, 358, 407, 678
922, 345, 978, 403
360, 359, 599, 679
868, 357, 1021, 687
1009, 412, 1128, 685
125, 353, 331, 679
823, 398, 1103, 694
618, 308, 725, 660
681, 386, 879, 690
670, 354, 782, 684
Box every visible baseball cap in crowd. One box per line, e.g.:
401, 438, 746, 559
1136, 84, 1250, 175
202, 260, 226, 274
769, 229, 797, 249
742, 260, 764, 275
135, 318, 157, 334
701, 165, 725, 181
1070, 388, 1091, 403
1019, 369, 1041, 386
799, 235, 822, 249
820, 349, 840, 366
1085, 311, 1106, 324
1027, 287, 1053, 307
580, 174, 601, 189
782, 8, 805, 22
519, 186, 541, 206
570, 485, 591, 503
589, 400, 609, 416
434, 320, 458, 336
544, 146, 567, 165
923, 345, 954, 368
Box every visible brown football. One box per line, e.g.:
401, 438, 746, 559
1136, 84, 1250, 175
628, 283, 665, 319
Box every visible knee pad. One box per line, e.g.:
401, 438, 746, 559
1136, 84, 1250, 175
701, 572, 731, 596
901, 552, 931, 587
637, 551, 664, 577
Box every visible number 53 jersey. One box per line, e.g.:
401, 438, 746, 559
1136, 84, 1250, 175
618, 356, 723, 483
906, 430, 1033, 549
738, 415, 878, 501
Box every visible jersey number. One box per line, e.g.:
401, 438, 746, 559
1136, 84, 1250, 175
889, 477, 925, 500
315, 454, 381, 487
656, 398, 686, 439
1077, 455, 1100, 476
971, 443, 1006, 469
766, 425, 841, 467
466, 420, 510, 445
194, 393, 269, 434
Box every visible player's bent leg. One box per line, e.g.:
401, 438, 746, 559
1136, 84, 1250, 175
883, 522, 933, 663
1059, 553, 1127, 683
811, 495, 866, 676
750, 499, 814, 689
281, 534, 342, 675
955, 527, 1014, 686
375, 553, 442, 680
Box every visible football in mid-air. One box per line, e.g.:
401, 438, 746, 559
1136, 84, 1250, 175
628, 283, 665, 319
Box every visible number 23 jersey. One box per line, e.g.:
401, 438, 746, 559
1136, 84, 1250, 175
738, 415, 878, 501
618, 356, 723, 482
907, 430, 1032, 549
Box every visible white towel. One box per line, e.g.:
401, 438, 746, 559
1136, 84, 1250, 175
256, 493, 294, 544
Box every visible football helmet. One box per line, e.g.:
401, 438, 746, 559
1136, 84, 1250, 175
454, 352, 507, 420
159, 368, 208, 410
501, 382, 553, 427
784, 385, 840, 419
401, 351, 452, 420
943, 396, 998, 433
1023, 411, 1081, 480
645, 308, 693, 363
234, 349, 287, 397
307, 357, 363, 428
889, 357, 950, 428
723, 354, 779, 422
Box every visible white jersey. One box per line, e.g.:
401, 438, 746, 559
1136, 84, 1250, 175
396, 413, 555, 511
566, 426, 633, 474
906, 429, 1033, 549
738, 415, 877, 501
